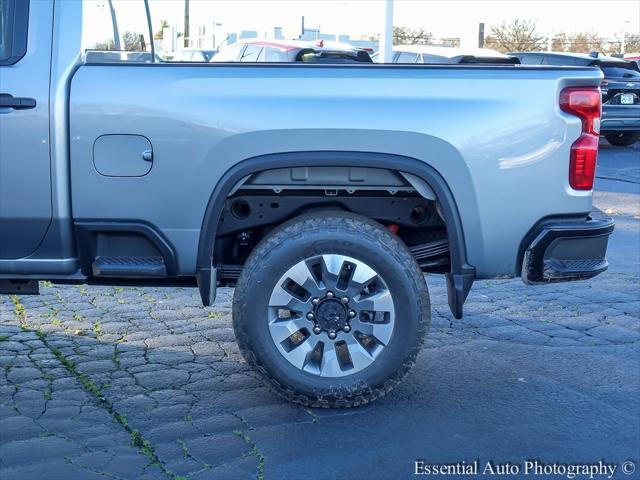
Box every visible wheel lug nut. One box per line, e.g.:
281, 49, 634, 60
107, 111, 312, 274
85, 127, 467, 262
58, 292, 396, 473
343, 325, 351, 333
328, 331, 337, 340
312, 298, 319, 305
341, 296, 349, 304
313, 326, 322, 334
326, 291, 334, 298
306, 312, 315, 320
348, 310, 356, 318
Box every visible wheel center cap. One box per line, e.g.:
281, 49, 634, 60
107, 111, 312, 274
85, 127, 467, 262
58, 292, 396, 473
315, 298, 348, 331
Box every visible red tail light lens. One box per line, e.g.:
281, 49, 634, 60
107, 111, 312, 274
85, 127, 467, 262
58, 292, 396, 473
560, 88, 601, 135
568, 134, 598, 190
560, 87, 601, 190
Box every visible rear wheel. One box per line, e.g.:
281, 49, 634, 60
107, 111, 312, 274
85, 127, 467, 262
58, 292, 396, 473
605, 132, 640, 146
232, 211, 430, 407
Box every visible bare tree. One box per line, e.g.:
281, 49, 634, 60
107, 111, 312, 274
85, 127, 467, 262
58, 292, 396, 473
609, 32, 640, 55
551, 31, 605, 54
551, 31, 637, 55
123, 31, 144, 51
551, 32, 569, 52
484, 19, 546, 52
568, 32, 605, 54
624, 33, 640, 54
393, 26, 433, 45
93, 39, 115, 51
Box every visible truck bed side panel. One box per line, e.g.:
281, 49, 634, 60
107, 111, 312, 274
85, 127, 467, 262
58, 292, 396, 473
69, 64, 601, 276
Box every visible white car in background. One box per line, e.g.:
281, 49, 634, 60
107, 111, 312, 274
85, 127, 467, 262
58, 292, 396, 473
372, 45, 519, 64
173, 49, 217, 62
212, 39, 372, 63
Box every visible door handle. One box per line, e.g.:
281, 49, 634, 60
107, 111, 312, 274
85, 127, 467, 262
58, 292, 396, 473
0, 94, 37, 110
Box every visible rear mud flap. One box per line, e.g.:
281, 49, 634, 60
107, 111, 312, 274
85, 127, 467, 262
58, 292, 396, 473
445, 272, 474, 319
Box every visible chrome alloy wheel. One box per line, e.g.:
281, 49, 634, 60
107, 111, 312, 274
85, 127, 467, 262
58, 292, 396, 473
268, 254, 395, 377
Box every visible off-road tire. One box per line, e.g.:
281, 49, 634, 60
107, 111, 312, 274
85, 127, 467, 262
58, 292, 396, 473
232, 211, 431, 408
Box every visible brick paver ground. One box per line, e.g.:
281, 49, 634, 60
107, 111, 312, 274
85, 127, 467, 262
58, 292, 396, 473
1, 266, 638, 479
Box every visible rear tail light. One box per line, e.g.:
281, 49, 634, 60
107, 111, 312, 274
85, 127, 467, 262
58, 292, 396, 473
560, 87, 601, 190
567, 134, 598, 190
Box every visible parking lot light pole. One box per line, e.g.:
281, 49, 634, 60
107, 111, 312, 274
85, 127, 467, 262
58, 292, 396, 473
379, 0, 394, 63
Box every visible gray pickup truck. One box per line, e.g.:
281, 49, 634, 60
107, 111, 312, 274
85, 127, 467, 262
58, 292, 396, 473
0, 0, 614, 407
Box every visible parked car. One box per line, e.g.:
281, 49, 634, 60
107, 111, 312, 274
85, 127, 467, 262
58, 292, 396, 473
212, 39, 372, 63
173, 49, 217, 62
372, 45, 519, 64
624, 54, 640, 69
510, 51, 640, 146
1, 0, 613, 408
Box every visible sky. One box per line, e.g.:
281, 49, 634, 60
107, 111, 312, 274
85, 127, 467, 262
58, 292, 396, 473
86, 0, 640, 51
147, 0, 640, 41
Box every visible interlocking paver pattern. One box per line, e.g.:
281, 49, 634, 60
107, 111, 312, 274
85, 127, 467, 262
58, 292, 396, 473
1, 268, 638, 479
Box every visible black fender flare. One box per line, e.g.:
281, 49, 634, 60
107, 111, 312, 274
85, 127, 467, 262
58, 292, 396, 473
196, 151, 475, 318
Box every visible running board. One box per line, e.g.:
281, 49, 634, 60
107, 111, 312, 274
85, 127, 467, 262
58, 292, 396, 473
92, 256, 167, 277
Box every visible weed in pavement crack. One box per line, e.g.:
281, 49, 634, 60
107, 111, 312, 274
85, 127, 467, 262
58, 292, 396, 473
10, 295, 184, 480
231, 413, 266, 478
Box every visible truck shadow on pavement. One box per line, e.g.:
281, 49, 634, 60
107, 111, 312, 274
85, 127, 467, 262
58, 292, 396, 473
1, 269, 639, 479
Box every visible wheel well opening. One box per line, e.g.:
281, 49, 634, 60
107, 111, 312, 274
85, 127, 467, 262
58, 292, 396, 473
213, 166, 452, 286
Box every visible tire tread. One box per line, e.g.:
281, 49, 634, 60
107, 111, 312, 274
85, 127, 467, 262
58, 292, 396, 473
232, 211, 431, 408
